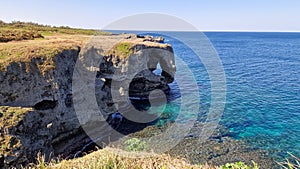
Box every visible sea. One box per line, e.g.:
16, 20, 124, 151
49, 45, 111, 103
108, 30, 300, 160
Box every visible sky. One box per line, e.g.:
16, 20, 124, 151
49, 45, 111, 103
0, 0, 300, 32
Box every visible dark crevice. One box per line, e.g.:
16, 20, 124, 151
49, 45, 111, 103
34, 100, 57, 110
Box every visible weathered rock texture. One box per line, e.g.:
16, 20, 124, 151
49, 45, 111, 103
0, 34, 175, 168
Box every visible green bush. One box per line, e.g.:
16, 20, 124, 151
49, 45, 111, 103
125, 138, 146, 152
221, 161, 259, 169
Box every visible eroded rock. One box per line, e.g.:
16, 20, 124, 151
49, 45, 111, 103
0, 34, 176, 168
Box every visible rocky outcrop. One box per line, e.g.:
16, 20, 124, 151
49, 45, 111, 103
0, 34, 176, 168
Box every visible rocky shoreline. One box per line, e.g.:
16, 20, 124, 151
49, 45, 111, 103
111, 120, 277, 169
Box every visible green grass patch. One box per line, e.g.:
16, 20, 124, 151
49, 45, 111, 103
125, 138, 147, 152
109, 42, 134, 59
220, 161, 259, 169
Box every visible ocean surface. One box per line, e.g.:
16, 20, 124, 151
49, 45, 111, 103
204, 32, 300, 159
109, 31, 300, 159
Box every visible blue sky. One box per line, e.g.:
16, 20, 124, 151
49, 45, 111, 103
1, 0, 299, 31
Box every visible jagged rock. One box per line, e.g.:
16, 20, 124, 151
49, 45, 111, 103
137, 35, 165, 43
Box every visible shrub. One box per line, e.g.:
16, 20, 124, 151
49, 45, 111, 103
221, 161, 259, 169
125, 138, 147, 152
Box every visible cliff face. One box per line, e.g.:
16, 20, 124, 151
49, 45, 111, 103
0, 34, 175, 168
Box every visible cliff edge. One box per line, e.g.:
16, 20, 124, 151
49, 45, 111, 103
0, 30, 176, 168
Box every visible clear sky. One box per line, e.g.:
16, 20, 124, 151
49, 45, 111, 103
1, 0, 299, 31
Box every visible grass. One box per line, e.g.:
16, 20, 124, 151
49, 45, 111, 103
0, 106, 33, 156
108, 42, 135, 59
0, 20, 109, 42
0, 20, 111, 72
0, 36, 82, 73
0, 27, 43, 42
30, 147, 212, 169
0, 106, 33, 128
26, 147, 262, 169
125, 138, 147, 151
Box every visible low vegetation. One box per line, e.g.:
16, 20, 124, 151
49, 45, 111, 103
0, 36, 81, 73
220, 161, 258, 169
125, 138, 147, 152
0, 20, 109, 43
29, 147, 261, 169
0, 21, 111, 72
28, 140, 299, 169
0, 106, 32, 158
108, 42, 135, 59
0, 106, 33, 130
0, 27, 43, 42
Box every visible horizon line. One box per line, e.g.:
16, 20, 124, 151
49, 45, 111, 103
103, 29, 300, 33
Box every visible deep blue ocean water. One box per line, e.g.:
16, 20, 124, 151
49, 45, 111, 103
109, 31, 300, 159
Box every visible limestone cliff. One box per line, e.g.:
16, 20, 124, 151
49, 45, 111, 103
0, 34, 176, 168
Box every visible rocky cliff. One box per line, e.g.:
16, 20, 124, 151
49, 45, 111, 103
0, 34, 176, 168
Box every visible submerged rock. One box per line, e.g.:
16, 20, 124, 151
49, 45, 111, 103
121, 122, 276, 169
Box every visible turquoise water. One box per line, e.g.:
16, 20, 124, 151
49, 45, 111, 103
205, 32, 300, 158
111, 31, 300, 159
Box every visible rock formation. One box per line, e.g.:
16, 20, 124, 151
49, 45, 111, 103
0, 34, 176, 168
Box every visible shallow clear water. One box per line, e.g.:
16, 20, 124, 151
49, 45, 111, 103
205, 32, 300, 158
110, 31, 300, 159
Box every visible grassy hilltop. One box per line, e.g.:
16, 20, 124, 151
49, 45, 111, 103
0, 21, 109, 71
0, 20, 106, 42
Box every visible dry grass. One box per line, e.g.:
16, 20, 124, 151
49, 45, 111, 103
0, 21, 109, 43
29, 147, 264, 169
0, 34, 90, 72
0, 27, 43, 42
0, 106, 33, 156
0, 35, 87, 62
31, 147, 217, 169
0, 106, 33, 129
0, 20, 110, 72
